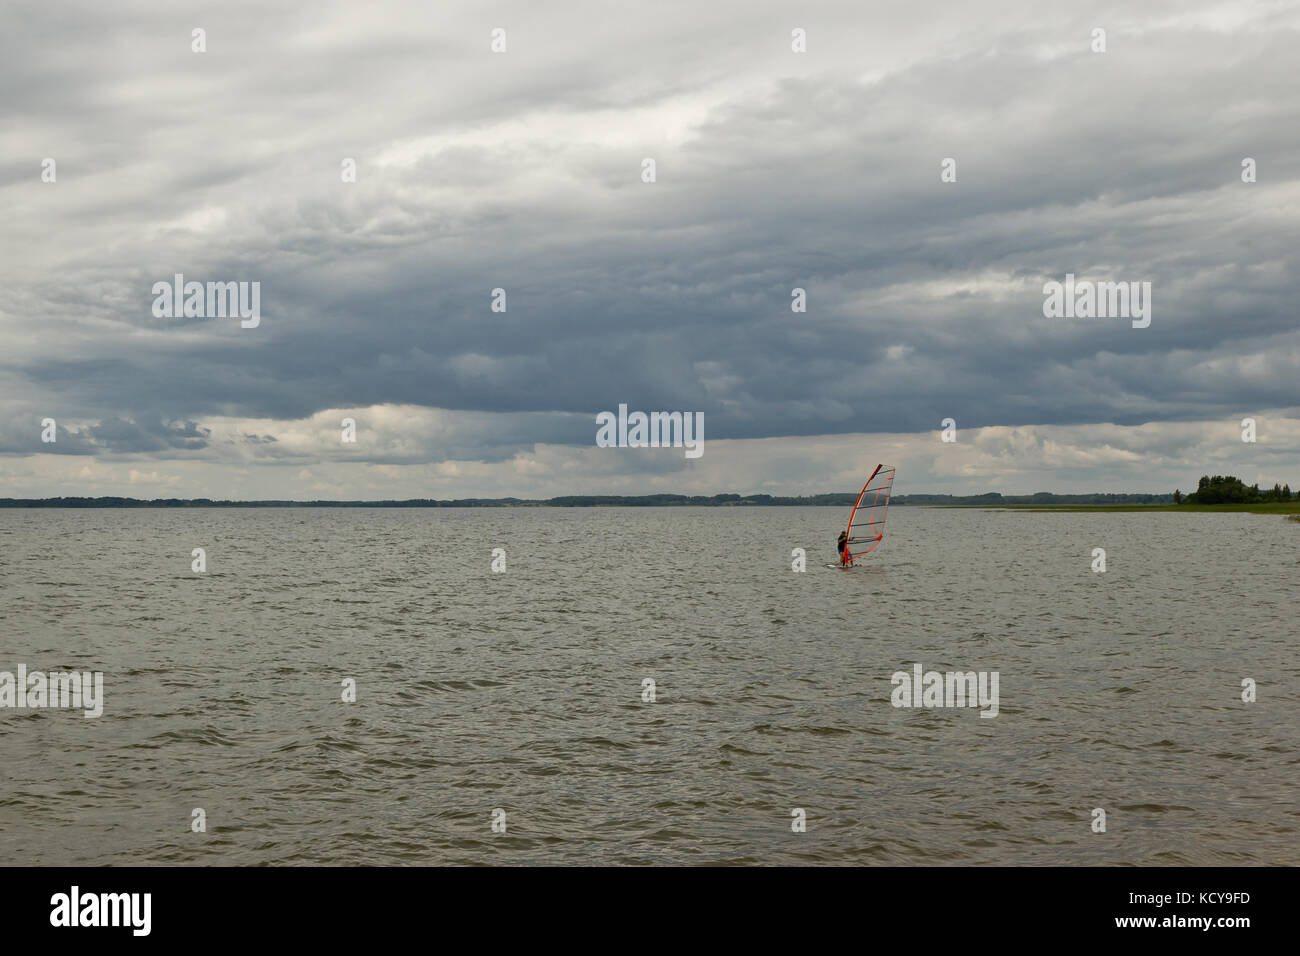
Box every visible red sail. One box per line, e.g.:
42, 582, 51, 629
845, 464, 895, 559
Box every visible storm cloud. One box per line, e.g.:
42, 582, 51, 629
2, 0, 1297, 497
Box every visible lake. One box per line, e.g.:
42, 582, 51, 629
1, 506, 1295, 864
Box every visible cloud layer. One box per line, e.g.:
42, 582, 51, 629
2, 0, 1297, 496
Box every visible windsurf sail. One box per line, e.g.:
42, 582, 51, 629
844, 464, 895, 560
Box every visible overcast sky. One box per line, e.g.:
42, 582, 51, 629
2, 0, 1298, 499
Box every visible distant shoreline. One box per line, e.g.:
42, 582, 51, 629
5, 497, 1292, 519
0, 492, 1222, 509
948, 502, 1300, 514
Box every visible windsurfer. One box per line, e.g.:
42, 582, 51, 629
837, 530, 852, 566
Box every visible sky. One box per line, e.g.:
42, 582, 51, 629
2, 0, 1298, 499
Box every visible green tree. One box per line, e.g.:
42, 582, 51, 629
1186, 475, 1256, 504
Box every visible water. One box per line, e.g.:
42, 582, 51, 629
1, 506, 1296, 865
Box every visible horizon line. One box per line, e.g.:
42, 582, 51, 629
0, 491, 1177, 507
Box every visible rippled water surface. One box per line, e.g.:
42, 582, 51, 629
1, 506, 1296, 865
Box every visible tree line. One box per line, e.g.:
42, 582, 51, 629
1175, 475, 1293, 504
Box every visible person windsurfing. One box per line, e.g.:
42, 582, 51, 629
837, 529, 852, 567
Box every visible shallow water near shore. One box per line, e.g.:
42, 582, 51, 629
1, 506, 1296, 865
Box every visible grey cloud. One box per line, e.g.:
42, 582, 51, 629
2, 0, 1298, 477
83, 416, 211, 453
